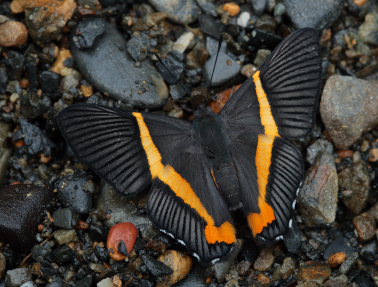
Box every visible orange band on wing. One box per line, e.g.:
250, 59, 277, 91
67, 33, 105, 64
248, 134, 276, 236
253, 71, 279, 137
132, 112, 236, 244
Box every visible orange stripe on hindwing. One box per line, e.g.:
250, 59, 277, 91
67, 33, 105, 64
248, 71, 279, 236
132, 112, 236, 244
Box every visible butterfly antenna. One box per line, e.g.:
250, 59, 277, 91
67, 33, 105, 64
155, 53, 191, 96
209, 36, 223, 86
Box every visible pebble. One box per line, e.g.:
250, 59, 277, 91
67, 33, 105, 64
52, 208, 76, 229
253, 49, 271, 66
358, 13, 378, 45
97, 184, 158, 240
0, 19, 28, 47
71, 18, 168, 108
61, 72, 81, 93
320, 75, 378, 149
50, 48, 76, 77
353, 212, 376, 241
156, 51, 185, 85
0, 123, 11, 182
283, 0, 343, 29
157, 250, 193, 286
53, 229, 79, 245
20, 281, 37, 287
172, 32, 194, 54
126, 33, 150, 62
0, 252, 5, 278
22, 0, 77, 43
306, 139, 334, 165
250, 0, 268, 15
39, 71, 61, 93
328, 252, 347, 268
298, 150, 338, 227
53, 244, 75, 264
141, 252, 173, 277
148, 0, 201, 24
279, 257, 296, 280
56, 172, 94, 214
5, 268, 32, 287
253, 248, 275, 272
0, 184, 52, 250
97, 278, 113, 287
31, 244, 53, 262
324, 275, 353, 287
339, 252, 359, 274
360, 241, 378, 263
237, 11, 251, 27
323, 237, 356, 260
223, 2, 241, 16
339, 161, 370, 214
298, 261, 331, 284
107, 222, 138, 261
20, 119, 54, 155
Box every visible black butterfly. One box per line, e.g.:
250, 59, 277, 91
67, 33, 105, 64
57, 28, 321, 264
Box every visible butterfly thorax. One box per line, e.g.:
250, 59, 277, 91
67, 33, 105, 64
193, 109, 231, 167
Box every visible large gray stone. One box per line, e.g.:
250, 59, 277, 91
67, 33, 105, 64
320, 75, 378, 149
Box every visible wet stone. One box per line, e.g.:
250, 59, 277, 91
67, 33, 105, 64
39, 71, 60, 93
156, 51, 185, 85
298, 150, 338, 227
320, 75, 378, 149
71, 18, 168, 108
339, 161, 371, 214
53, 208, 76, 229
358, 13, 378, 45
56, 172, 94, 214
20, 119, 54, 155
253, 248, 275, 272
353, 213, 376, 241
148, 0, 201, 25
5, 268, 32, 287
0, 184, 52, 251
141, 252, 173, 277
283, 0, 343, 29
298, 261, 332, 284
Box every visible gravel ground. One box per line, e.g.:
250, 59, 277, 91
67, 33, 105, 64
0, 0, 378, 286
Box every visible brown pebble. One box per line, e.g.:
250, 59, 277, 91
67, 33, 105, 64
51, 48, 75, 76
328, 252, 347, 268
254, 248, 275, 272
298, 261, 331, 284
353, 0, 368, 6
240, 64, 258, 78
337, 149, 353, 159
10, 0, 48, 13
368, 148, 378, 162
353, 212, 376, 241
0, 20, 28, 47
257, 273, 270, 284
157, 250, 193, 286
223, 2, 241, 16
80, 84, 93, 98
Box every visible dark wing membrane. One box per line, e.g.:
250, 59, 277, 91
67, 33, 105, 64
57, 104, 151, 195
259, 28, 321, 138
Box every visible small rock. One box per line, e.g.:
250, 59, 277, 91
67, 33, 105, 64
237, 11, 251, 27
31, 244, 53, 262
279, 257, 296, 280
148, 0, 201, 24
0, 184, 52, 250
320, 75, 378, 149
20, 281, 37, 287
53, 244, 75, 264
72, 17, 105, 49
339, 252, 358, 274
223, 2, 241, 16
126, 33, 150, 62
20, 119, 54, 155
53, 208, 76, 229
253, 49, 271, 66
328, 252, 347, 268
339, 161, 370, 214
97, 184, 158, 240
283, 0, 343, 29
157, 250, 193, 286
360, 241, 378, 263
173, 32, 194, 54
0, 122, 11, 182
324, 275, 353, 287
5, 268, 32, 287
156, 51, 185, 85
199, 14, 225, 40
76, 275, 93, 287
56, 172, 94, 214
323, 237, 356, 260
306, 139, 333, 165
254, 248, 275, 272
97, 278, 113, 287
0, 20, 28, 47
141, 252, 173, 277
0, 252, 6, 278
71, 18, 168, 108
107, 222, 138, 261
298, 150, 338, 227
22, 0, 77, 43
358, 13, 378, 45
53, 229, 79, 245
39, 71, 60, 93
61, 72, 81, 93
369, 148, 378, 162
353, 213, 376, 241
298, 261, 331, 284
50, 48, 75, 77
250, 0, 268, 15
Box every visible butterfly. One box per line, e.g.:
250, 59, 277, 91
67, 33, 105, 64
57, 28, 321, 265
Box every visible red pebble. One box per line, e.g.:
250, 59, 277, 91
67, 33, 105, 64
106, 222, 138, 261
